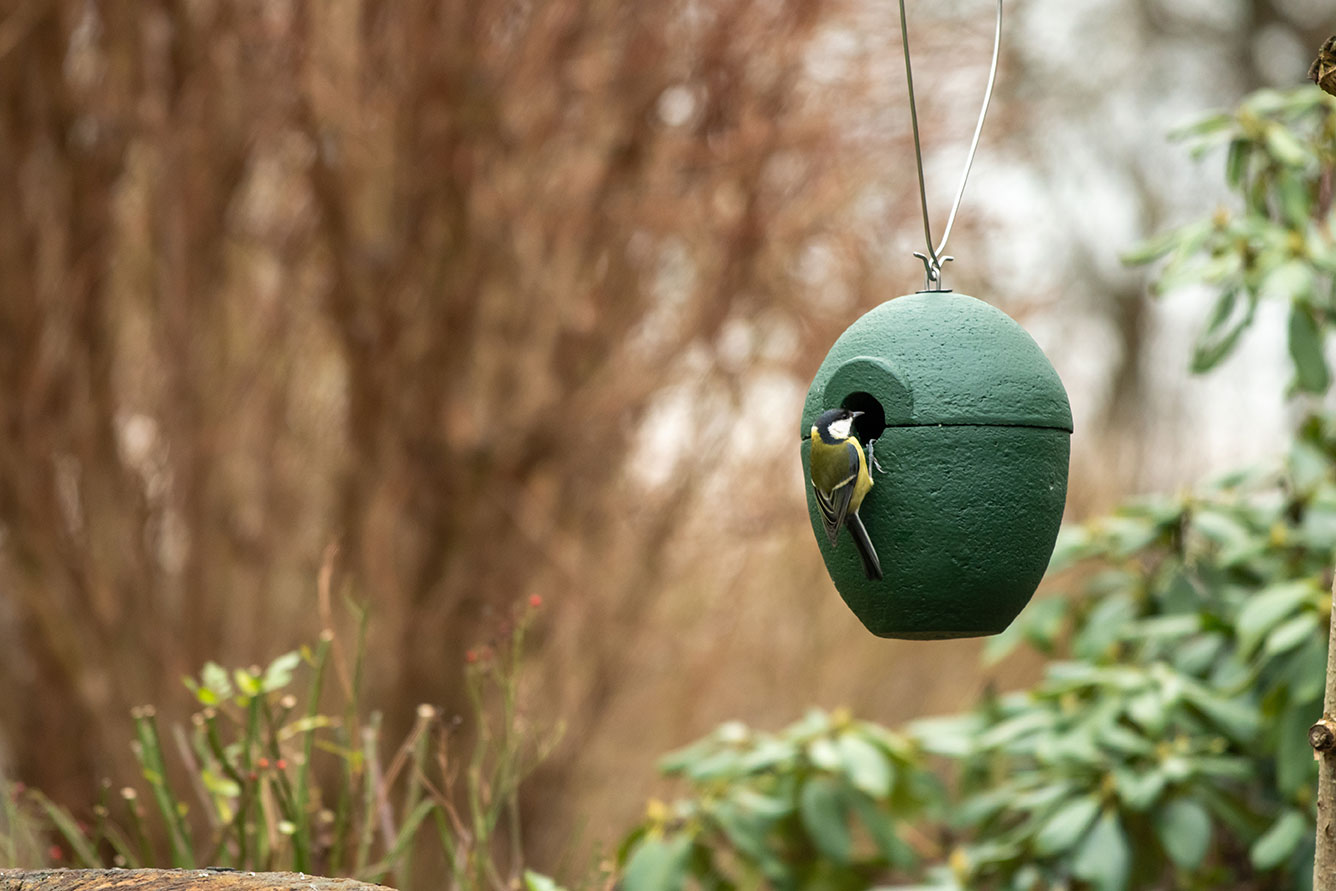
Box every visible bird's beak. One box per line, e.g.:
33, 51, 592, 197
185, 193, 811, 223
850, 411, 864, 419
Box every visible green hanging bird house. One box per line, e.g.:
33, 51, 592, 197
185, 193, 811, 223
800, 292, 1072, 639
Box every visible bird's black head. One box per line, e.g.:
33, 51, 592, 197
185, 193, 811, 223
814, 408, 862, 444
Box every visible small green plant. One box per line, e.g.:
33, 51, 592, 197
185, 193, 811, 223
16, 591, 564, 891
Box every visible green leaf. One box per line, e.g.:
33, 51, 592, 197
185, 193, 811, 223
1250, 809, 1307, 871
1265, 124, 1310, 166
1288, 634, 1330, 705
200, 768, 241, 800
1102, 515, 1162, 557
808, 737, 842, 772
524, 871, 566, 891
1180, 682, 1260, 743
908, 714, 983, 757
262, 651, 302, 692
1170, 111, 1234, 140
728, 788, 792, 822
1301, 492, 1336, 551
985, 596, 1068, 665
1277, 701, 1320, 797
1237, 582, 1314, 657
1263, 256, 1316, 304
954, 786, 1018, 827
233, 668, 261, 698
1154, 798, 1212, 870
1226, 138, 1252, 188
849, 792, 915, 867
1289, 436, 1332, 495
712, 801, 780, 875
1070, 809, 1131, 891
1277, 172, 1312, 227
1190, 288, 1255, 374
1289, 302, 1329, 394
622, 835, 694, 891
32, 792, 102, 867
1190, 507, 1255, 559
1126, 689, 1168, 736
836, 734, 893, 799
799, 776, 853, 865
978, 710, 1054, 750
1048, 525, 1095, 571
737, 737, 798, 774
682, 748, 743, 782
1242, 88, 1294, 115
1097, 722, 1155, 757
1033, 795, 1101, 856
201, 662, 233, 701
658, 737, 719, 774
1264, 613, 1319, 657
1073, 593, 1137, 660
1122, 226, 1187, 266
1173, 634, 1224, 676
790, 708, 833, 739
1113, 767, 1165, 812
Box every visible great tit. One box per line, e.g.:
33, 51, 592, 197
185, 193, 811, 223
809, 408, 883, 581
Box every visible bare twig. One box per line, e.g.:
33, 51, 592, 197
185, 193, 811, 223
1312, 573, 1336, 889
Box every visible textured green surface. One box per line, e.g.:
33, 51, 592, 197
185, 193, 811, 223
802, 293, 1072, 639
800, 292, 1073, 434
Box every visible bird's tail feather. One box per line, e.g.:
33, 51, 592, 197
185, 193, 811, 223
846, 513, 883, 581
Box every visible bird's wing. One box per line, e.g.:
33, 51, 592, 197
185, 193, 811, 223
813, 441, 860, 544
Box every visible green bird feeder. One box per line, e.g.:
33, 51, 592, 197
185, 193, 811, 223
800, 292, 1072, 639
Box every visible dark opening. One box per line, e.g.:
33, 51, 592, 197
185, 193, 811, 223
841, 391, 886, 444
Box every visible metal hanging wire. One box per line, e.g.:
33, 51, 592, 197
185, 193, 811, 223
897, 0, 1003, 291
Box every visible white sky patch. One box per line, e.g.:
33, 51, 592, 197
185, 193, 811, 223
1253, 24, 1312, 87
657, 85, 697, 128
1138, 289, 1290, 488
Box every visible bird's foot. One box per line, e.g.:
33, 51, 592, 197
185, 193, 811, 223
866, 438, 886, 474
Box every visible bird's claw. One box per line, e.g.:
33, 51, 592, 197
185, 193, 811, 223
866, 438, 886, 474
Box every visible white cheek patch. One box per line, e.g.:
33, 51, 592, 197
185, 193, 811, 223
829, 417, 853, 440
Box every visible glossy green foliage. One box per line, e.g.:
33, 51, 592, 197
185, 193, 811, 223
906, 418, 1336, 890
1124, 88, 1336, 389
617, 709, 941, 890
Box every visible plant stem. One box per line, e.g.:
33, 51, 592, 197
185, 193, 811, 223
1312, 572, 1336, 890
132, 707, 195, 867
293, 632, 333, 874
202, 709, 252, 867
354, 713, 382, 877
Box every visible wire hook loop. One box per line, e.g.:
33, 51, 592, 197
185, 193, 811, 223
898, 0, 1002, 292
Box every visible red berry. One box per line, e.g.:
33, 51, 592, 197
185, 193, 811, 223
528, 594, 543, 609
275, 758, 288, 770
48, 845, 63, 862
257, 757, 270, 769
465, 650, 478, 664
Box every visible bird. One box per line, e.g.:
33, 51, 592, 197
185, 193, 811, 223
809, 407, 883, 580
